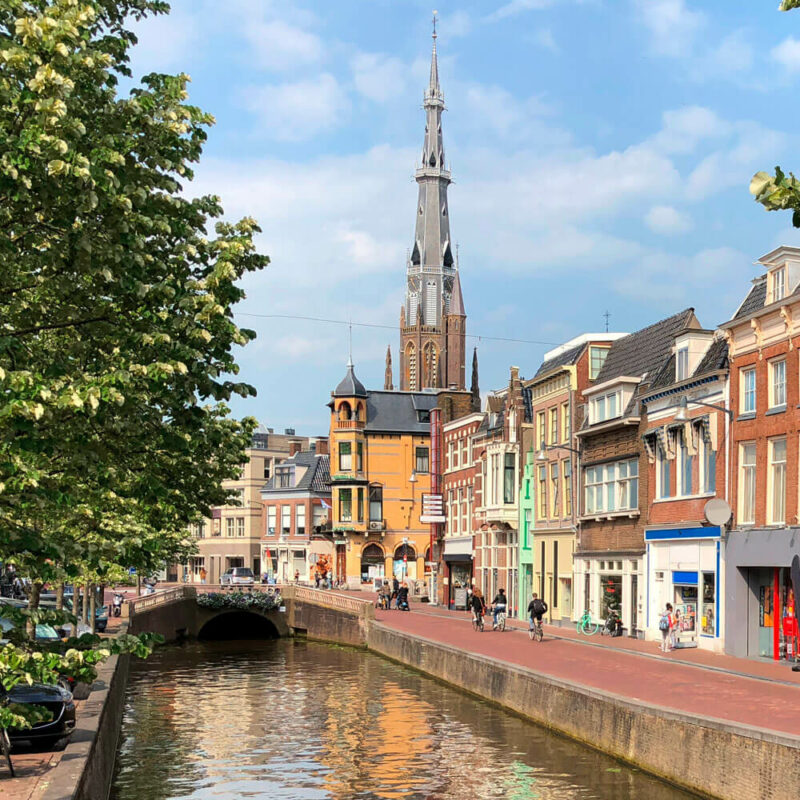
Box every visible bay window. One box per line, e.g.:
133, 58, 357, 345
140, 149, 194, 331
339, 489, 352, 523
339, 442, 352, 472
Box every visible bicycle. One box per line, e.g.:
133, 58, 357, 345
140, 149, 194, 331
491, 606, 507, 632
528, 617, 544, 642
576, 609, 600, 636
471, 611, 485, 632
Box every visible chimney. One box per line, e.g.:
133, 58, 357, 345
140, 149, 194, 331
315, 438, 329, 456
289, 440, 302, 456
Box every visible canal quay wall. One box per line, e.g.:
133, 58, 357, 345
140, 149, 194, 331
366, 622, 800, 800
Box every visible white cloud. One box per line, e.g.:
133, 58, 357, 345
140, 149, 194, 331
351, 53, 408, 103
447, 11, 473, 37
488, 0, 556, 21
650, 106, 730, 155
771, 36, 800, 73
703, 31, 754, 77
634, 0, 705, 58
645, 205, 693, 235
128, 7, 200, 72
243, 74, 349, 141
532, 28, 559, 53
243, 18, 323, 71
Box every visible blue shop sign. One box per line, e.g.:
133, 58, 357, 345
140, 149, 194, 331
645, 526, 720, 542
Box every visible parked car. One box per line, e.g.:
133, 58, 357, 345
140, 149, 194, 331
0, 615, 62, 646
220, 567, 255, 586
4, 683, 76, 749
38, 592, 108, 633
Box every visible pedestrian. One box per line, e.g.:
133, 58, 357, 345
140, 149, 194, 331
199, 566, 207, 585
294, 569, 300, 584
671, 607, 681, 650
659, 603, 673, 652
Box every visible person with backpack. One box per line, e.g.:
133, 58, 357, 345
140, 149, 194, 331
528, 593, 548, 631
659, 603, 673, 652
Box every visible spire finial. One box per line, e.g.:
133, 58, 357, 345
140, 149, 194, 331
428, 11, 440, 95
432, 10, 438, 41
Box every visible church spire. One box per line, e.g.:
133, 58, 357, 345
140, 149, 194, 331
384, 345, 393, 391
471, 348, 480, 410
429, 12, 440, 96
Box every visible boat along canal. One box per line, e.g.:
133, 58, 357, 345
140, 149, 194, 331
110, 639, 697, 800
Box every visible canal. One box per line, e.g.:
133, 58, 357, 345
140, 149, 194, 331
110, 640, 696, 800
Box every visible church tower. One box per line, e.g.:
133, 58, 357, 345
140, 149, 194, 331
399, 22, 467, 391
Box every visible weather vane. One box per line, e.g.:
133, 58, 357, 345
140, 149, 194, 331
432, 10, 438, 39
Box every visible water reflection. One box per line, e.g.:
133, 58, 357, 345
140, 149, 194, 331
110, 640, 695, 800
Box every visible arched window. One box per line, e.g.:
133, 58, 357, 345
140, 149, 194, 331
422, 342, 438, 388
338, 401, 351, 421
361, 543, 385, 583
425, 280, 437, 325
406, 343, 417, 390
354, 402, 363, 421
393, 543, 417, 581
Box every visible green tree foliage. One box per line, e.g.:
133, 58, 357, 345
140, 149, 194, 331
752, 3, 800, 217
0, 0, 268, 571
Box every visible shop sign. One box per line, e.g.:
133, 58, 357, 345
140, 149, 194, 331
421, 493, 446, 523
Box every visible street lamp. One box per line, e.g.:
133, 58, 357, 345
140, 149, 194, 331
536, 441, 581, 463
673, 396, 733, 422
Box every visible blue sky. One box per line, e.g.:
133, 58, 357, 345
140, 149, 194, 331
128, 0, 800, 435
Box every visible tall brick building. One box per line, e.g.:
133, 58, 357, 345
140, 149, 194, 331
398, 28, 466, 391
575, 310, 698, 636
720, 246, 800, 660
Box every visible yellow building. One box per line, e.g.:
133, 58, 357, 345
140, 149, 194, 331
328, 361, 435, 593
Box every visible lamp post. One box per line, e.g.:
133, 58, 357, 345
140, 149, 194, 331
406, 471, 417, 582
673, 396, 733, 422
536, 442, 581, 462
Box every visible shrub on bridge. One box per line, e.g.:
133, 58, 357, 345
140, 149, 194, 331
197, 592, 281, 613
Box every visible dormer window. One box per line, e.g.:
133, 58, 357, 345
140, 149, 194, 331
591, 390, 620, 424
276, 468, 293, 488
772, 267, 786, 303
676, 347, 689, 381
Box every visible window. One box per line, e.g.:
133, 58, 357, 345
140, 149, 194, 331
701, 438, 716, 495
769, 359, 786, 408
267, 506, 276, 535
590, 391, 620, 424
357, 442, 363, 472
492, 453, 501, 505
537, 412, 546, 448
226, 517, 235, 537
773, 267, 786, 302
461, 438, 468, 466
676, 347, 689, 381
769, 438, 787, 525
339, 489, 352, 522
369, 485, 383, 522
741, 367, 756, 414
264, 459, 272, 480
236, 517, 245, 537
657, 445, 671, 499
357, 488, 364, 522
562, 459, 572, 517
537, 465, 547, 519
561, 403, 570, 443
550, 462, 559, 517
549, 408, 558, 445
503, 453, 515, 504
584, 459, 638, 514
277, 469, 291, 488
415, 446, 430, 474
339, 442, 352, 471
589, 346, 609, 380
296, 505, 306, 535
679, 431, 693, 496
739, 443, 756, 525
281, 506, 291, 535
452, 441, 460, 469
461, 488, 468, 533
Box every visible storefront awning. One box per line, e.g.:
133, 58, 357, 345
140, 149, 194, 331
443, 536, 473, 557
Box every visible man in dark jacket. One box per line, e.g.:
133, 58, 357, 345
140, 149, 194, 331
491, 589, 508, 629
528, 593, 548, 627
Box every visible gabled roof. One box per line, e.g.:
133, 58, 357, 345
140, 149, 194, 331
732, 278, 766, 320
533, 342, 585, 378
364, 390, 436, 434
595, 309, 698, 385
262, 452, 330, 494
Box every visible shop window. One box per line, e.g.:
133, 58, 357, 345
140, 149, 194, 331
600, 574, 621, 618
701, 572, 715, 636
739, 443, 756, 525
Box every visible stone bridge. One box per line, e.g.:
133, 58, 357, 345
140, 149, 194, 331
126, 584, 374, 646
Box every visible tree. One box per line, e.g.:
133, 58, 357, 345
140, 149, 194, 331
0, 0, 267, 572
751, 2, 800, 216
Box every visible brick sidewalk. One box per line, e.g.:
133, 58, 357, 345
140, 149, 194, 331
365, 595, 800, 737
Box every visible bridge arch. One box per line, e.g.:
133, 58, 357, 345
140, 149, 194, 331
198, 610, 281, 640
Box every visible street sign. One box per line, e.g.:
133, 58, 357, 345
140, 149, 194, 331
421, 493, 446, 523
128, 567, 137, 576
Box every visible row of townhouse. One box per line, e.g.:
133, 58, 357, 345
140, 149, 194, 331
438, 246, 800, 662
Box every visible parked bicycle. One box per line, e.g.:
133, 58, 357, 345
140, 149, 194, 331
529, 617, 544, 642
576, 609, 600, 636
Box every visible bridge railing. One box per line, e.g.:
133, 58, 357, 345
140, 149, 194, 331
293, 586, 375, 620
127, 585, 195, 616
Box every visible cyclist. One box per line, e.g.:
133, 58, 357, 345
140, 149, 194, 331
528, 592, 547, 634
491, 588, 508, 629
469, 586, 486, 628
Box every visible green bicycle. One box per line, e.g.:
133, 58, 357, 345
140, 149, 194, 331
577, 609, 600, 636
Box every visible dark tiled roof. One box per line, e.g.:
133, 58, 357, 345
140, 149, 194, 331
364, 390, 436, 434
694, 338, 728, 375
533, 342, 585, 378
334, 363, 367, 397
522, 386, 533, 424
262, 452, 330, 494
595, 309, 697, 385
732, 278, 766, 320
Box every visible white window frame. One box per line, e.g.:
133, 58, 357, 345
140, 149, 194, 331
773, 267, 786, 303
590, 391, 621, 424
225, 517, 235, 537
656, 445, 671, 500
678, 430, 694, 497
740, 367, 756, 414
296, 505, 306, 535
584, 459, 638, 514
267, 506, 276, 535
768, 437, 787, 525
769, 359, 786, 409
281, 506, 291, 535
700, 437, 716, 495
676, 347, 689, 381
739, 442, 756, 525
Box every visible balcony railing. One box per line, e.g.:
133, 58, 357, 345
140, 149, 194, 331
335, 419, 365, 430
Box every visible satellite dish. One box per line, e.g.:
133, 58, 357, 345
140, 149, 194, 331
704, 498, 732, 528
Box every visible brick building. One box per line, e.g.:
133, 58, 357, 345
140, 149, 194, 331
720, 246, 800, 660
260, 448, 331, 583
519, 333, 624, 624
575, 310, 698, 636
638, 328, 729, 652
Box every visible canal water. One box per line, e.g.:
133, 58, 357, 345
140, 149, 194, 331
110, 640, 696, 800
